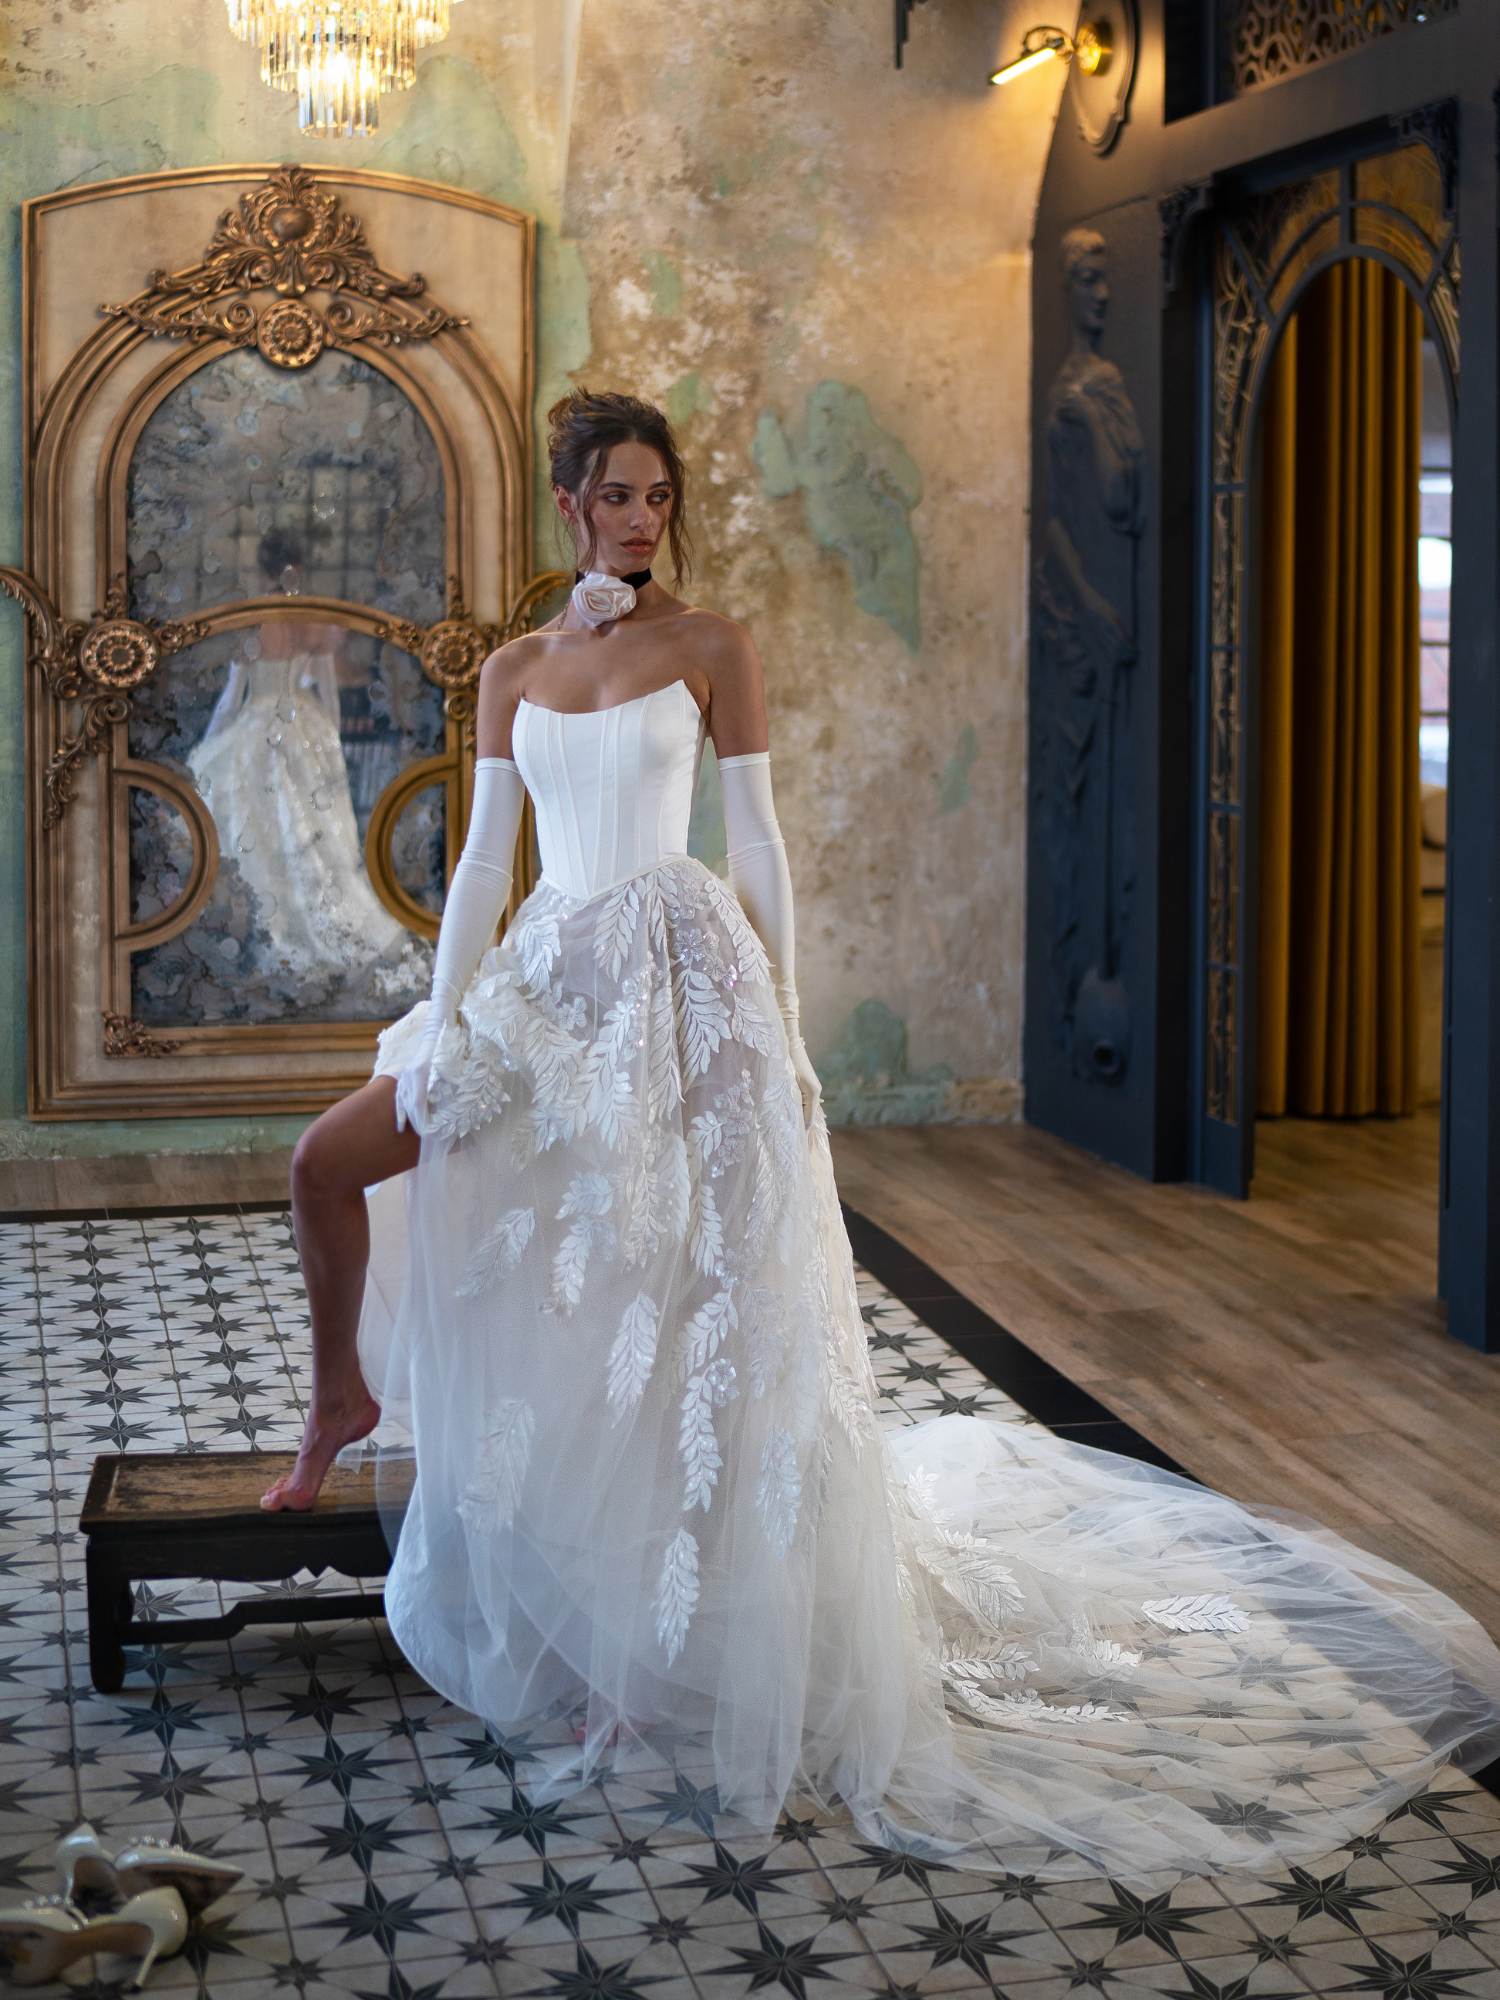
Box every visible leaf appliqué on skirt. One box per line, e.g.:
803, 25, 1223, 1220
456, 1399, 536, 1536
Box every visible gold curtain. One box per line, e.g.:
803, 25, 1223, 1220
1256, 258, 1422, 1119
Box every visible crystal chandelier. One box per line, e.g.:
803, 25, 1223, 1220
225, 0, 462, 137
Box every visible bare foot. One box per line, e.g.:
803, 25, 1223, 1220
573, 1712, 627, 1748
261, 1391, 380, 1511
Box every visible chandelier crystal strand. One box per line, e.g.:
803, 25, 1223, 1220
224, 0, 462, 136
295, 20, 396, 138
402, 0, 456, 44
263, 5, 417, 136
225, 0, 453, 49
224, 0, 277, 42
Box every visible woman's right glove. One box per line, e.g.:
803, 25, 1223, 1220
395, 756, 528, 1136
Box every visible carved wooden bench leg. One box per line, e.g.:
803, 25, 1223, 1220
86, 1544, 130, 1694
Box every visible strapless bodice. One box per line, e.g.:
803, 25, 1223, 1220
510, 677, 707, 900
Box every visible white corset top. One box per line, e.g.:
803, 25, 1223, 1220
511, 676, 708, 900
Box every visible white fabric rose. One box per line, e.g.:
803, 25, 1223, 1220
571, 571, 638, 626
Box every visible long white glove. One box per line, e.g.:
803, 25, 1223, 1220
720, 750, 823, 1129
395, 755, 527, 1135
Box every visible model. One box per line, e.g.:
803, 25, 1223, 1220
261, 388, 1500, 1889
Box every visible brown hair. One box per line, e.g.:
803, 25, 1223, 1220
546, 387, 694, 588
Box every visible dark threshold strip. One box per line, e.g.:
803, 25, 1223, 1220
840, 1200, 1190, 1472
0, 1199, 295, 1224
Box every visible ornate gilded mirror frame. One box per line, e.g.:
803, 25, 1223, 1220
1, 165, 564, 1120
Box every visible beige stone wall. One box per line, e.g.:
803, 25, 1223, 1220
0, 0, 1062, 1151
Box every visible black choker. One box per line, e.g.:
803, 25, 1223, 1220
577, 566, 653, 588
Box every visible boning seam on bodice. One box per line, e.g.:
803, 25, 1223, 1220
519, 678, 707, 903
531, 848, 702, 910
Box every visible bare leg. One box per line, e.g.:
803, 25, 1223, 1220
261, 1075, 420, 1511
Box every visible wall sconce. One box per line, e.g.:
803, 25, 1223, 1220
893, 0, 1135, 155
986, 3, 1136, 155
989, 20, 1111, 86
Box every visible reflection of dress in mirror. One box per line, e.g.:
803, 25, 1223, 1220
186, 533, 428, 990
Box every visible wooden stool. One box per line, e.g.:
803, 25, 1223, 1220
79, 1450, 411, 1693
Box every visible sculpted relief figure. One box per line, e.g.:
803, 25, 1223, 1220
1033, 224, 1146, 1083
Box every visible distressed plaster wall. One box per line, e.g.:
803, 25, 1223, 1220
0, 0, 1060, 1158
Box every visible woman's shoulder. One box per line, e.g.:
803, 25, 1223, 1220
671, 604, 756, 660
671, 607, 763, 715
478, 627, 551, 687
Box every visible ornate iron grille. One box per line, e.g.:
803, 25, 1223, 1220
1220, 0, 1458, 98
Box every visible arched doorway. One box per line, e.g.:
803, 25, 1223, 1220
1244, 253, 1452, 1252
1193, 135, 1458, 1248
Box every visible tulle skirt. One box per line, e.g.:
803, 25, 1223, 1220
358, 851, 1500, 1890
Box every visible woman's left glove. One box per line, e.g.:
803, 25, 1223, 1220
721, 751, 823, 1132
780, 980, 828, 1128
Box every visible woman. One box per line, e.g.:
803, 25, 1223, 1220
262, 388, 1500, 1887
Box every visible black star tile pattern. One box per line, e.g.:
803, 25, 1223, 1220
0, 1205, 1498, 1998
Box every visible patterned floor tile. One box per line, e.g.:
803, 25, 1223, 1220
1287, 1926, 1500, 1996
1029, 1879, 1264, 1973
432, 1785, 624, 1867
677, 1912, 886, 1995
488, 1936, 697, 1998
467, 1851, 659, 1947
3, 1208, 1498, 2000
634, 1834, 839, 1929
850, 1900, 1080, 1986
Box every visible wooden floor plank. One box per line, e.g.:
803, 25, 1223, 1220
830, 1106, 1499, 1629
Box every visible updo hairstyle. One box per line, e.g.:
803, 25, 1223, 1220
546, 387, 694, 587
256, 526, 305, 585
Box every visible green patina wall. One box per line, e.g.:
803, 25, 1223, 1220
0, 0, 1057, 1157
755, 385, 923, 654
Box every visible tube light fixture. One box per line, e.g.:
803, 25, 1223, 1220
990, 20, 1112, 87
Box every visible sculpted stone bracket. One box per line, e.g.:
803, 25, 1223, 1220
98, 164, 469, 366
0, 569, 207, 830
378, 568, 572, 739
1394, 99, 1459, 222
102, 1012, 182, 1061
1159, 179, 1217, 300
1034, 225, 1146, 1090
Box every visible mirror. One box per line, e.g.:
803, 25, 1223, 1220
127, 346, 445, 625
7, 164, 535, 1115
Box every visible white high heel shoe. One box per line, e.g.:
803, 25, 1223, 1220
0, 1895, 90, 1987
56, 1822, 243, 1917
0, 1887, 187, 1990
82, 1886, 190, 1992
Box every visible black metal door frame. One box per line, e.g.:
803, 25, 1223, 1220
1189, 122, 1459, 1221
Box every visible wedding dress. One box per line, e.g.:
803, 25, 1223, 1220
187, 645, 431, 992
356, 674, 1500, 1890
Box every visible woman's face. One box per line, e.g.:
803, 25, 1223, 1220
559, 438, 673, 574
